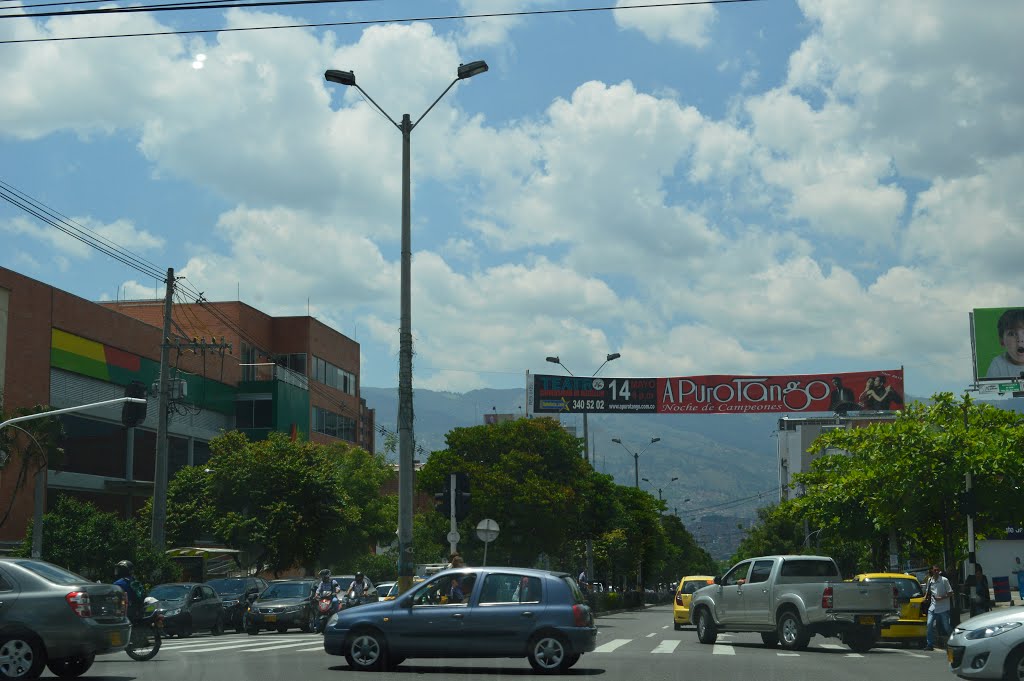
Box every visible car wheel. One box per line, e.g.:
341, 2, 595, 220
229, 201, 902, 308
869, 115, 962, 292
344, 629, 386, 671
211, 613, 225, 636
845, 629, 874, 653
760, 632, 779, 647
45, 654, 94, 679
300, 613, 313, 634
562, 653, 581, 670
695, 608, 717, 645
1004, 646, 1024, 681
277, 625, 288, 634
385, 656, 405, 671
527, 632, 570, 674
777, 610, 810, 651
0, 635, 46, 680
246, 627, 259, 636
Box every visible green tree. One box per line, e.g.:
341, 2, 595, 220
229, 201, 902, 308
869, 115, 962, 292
0, 399, 64, 532
166, 431, 393, 575
15, 494, 179, 586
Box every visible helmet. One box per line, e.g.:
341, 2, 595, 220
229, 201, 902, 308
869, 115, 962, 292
318, 569, 331, 580
115, 560, 134, 578
355, 571, 364, 580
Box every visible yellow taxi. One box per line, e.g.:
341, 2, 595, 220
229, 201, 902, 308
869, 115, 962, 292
851, 572, 926, 646
673, 575, 715, 630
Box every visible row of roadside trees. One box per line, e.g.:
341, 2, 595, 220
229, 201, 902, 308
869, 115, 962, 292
13, 415, 715, 587
730, 393, 1024, 578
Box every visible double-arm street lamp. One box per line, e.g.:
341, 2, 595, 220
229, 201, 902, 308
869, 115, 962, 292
641, 476, 679, 502
325, 61, 488, 592
545, 352, 620, 590
611, 436, 661, 489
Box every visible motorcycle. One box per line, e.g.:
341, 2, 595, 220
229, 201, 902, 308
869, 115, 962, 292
313, 593, 338, 634
341, 593, 366, 611
126, 598, 163, 661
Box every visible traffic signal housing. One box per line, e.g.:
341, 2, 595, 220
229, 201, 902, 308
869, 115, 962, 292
121, 380, 148, 428
434, 479, 452, 515
454, 472, 471, 522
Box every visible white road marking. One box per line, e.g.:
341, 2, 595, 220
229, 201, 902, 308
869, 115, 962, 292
820, 643, 845, 650
181, 640, 317, 654
646, 633, 657, 638
845, 653, 864, 658
652, 640, 680, 654
777, 652, 800, 657
712, 644, 735, 655
592, 639, 631, 653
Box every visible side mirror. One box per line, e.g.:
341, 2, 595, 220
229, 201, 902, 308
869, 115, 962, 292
400, 596, 414, 608
713, 576, 722, 586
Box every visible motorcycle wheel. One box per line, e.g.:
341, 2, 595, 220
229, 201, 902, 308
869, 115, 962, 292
126, 627, 162, 661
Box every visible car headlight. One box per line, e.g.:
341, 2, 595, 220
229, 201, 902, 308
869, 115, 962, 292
326, 612, 339, 628
163, 608, 182, 617
965, 622, 1023, 640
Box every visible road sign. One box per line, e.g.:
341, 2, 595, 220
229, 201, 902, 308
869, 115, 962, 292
447, 530, 461, 544
476, 518, 499, 542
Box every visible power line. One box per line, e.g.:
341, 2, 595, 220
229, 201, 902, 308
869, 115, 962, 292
1, 0, 378, 19
0, 0, 763, 44
0, 179, 167, 281
7, 0, 375, 13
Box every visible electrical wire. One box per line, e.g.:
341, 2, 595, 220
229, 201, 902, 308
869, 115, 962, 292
8, 0, 377, 13
0, 179, 167, 281
0, 0, 763, 44
2, 0, 378, 19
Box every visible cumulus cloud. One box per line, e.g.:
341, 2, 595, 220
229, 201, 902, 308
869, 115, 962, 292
612, 1, 716, 48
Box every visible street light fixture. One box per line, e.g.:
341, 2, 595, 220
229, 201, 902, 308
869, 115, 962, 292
325, 60, 488, 593
545, 352, 620, 598
641, 475, 679, 502
611, 436, 660, 488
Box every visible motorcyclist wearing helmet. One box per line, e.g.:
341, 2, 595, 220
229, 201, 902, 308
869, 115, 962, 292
313, 569, 340, 600
113, 560, 145, 620
346, 571, 370, 603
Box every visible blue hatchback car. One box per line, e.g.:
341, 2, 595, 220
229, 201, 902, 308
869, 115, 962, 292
323, 567, 596, 674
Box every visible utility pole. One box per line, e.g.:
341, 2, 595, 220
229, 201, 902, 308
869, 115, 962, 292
151, 267, 174, 550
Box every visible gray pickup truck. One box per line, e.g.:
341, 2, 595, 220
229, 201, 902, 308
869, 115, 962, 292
689, 555, 899, 652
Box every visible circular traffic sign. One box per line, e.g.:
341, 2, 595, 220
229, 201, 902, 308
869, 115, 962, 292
475, 518, 500, 542
447, 530, 461, 544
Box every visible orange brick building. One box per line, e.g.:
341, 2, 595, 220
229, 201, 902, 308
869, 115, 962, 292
0, 266, 374, 550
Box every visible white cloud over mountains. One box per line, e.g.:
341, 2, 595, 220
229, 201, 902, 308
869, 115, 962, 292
1, 1, 1021, 396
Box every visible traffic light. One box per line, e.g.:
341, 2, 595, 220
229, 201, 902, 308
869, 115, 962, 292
121, 380, 148, 428
454, 472, 471, 522
434, 479, 452, 515
959, 490, 977, 516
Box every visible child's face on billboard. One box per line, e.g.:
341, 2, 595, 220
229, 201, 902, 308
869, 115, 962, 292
1000, 325, 1024, 365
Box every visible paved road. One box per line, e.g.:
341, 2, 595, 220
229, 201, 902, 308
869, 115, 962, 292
54, 604, 955, 680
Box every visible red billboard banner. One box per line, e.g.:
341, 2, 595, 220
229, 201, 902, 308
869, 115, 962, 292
531, 369, 904, 415
656, 369, 904, 414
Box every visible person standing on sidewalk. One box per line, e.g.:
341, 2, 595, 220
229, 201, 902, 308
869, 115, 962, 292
925, 564, 953, 651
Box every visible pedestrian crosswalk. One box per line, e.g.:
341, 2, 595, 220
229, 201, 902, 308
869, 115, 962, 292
153, 630, 934, 661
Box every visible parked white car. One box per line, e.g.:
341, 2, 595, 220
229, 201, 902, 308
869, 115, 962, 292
947, 606, 1024, 680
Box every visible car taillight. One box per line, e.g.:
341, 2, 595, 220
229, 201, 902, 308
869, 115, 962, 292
675, 592, 684, 606
66, 591, 93, 618
821, 586, 833, 609
572, 604, 589, 627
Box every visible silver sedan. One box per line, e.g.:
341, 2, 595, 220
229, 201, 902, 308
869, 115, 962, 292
947, 606, 1024, 680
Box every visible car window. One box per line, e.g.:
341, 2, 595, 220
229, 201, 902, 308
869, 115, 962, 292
780, 559, 839, 578
150, 584, 190, 600
191, 587, 203, 600
749, 560, 775, 584
561, 576, 586, 604
411, 573, 458, 606
479, 574, 541, 604
202, 585, 217, 599
261, 582, 308, 599
12, 560, 89, 585
208, 578, 246, 593
723, 562, 751, 586
0, 569, 12, 591
681, 579, 711, 594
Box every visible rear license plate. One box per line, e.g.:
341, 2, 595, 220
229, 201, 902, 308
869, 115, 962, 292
856, 616, 876, 625
265, 614, 277, 623
109, 631, 123, 647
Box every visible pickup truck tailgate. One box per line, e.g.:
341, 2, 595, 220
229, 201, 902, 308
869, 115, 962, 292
831, 582, 894, 612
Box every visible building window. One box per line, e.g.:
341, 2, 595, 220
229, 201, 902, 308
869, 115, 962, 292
241, 343, 258, 381
275, 352, 307, 376
312, 406, 356, 441
236, 397, 272, 429
312, 356, 356, 396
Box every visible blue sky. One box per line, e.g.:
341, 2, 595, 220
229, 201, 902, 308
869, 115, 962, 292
2, 0, 1022, 396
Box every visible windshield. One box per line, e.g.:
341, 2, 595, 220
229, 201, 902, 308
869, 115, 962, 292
14, 560, 89, 585
149, 585, 189, 601
261, 582, 308, 599
207, 578, 246, 594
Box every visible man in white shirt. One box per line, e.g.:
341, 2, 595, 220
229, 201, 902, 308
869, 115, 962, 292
925, 565, 953, 651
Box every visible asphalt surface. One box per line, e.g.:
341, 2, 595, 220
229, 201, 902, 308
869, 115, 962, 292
53, 604, 956, 681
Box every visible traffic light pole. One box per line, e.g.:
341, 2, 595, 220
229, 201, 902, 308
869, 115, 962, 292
449, 472, 458, 555
151, 267, 174, 551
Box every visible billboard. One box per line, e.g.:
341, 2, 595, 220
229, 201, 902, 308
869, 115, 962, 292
531, 369, 904, 415
972, 307, 1024, 381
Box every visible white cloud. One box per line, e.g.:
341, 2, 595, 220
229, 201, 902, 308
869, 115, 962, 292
613, 1, 716, 48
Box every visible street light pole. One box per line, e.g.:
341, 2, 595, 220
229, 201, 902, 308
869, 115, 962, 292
611, 436, 661, 488
325, 62, 487, 593
545, 353, 619, 590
